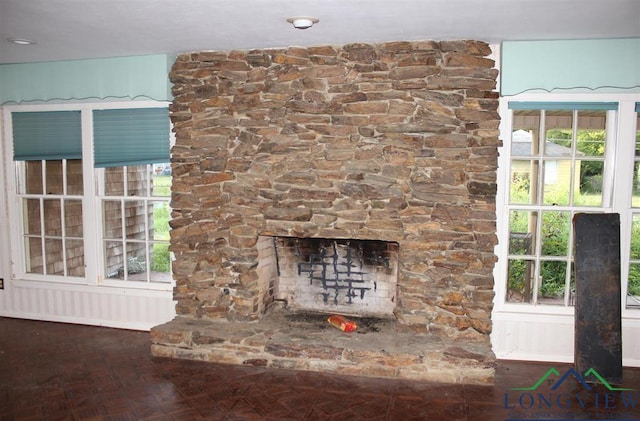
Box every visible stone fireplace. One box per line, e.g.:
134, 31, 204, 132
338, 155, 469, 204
151, 40, 500, 384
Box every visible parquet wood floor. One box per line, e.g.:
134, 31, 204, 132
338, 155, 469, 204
1, 317, 639, 420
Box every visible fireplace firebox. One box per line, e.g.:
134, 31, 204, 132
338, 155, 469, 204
267, 237, 398, 317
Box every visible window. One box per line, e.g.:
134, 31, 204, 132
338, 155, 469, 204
503, 102, 616, 306
7, 103, 172, 289
12, 111, 85, 278
628, 103, 640, 309
21, 159, 85, 277
100, 165, 171, 284
93, 107, 171, 285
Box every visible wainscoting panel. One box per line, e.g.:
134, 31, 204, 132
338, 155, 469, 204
492, 311, 640, 367
0, 280, 175, 331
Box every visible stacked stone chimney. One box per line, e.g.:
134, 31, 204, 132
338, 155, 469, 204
166, 39, 500, 341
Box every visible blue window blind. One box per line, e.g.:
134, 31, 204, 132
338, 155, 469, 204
636, 103, 640, 113
12, 111, 82, 161
508, 102, 619, 111
93, 108, 170, 168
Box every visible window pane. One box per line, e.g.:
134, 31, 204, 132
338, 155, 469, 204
25, 161, 43, 194
152, 202, 170, 241
103, 200, 123, 239
541, 211, 570, 257
43, 199, 61, 236
627, 263, 640, 309
631, 214, 640, 259
105, 167, 124, 196
512, 109, 541, 140
630, 212, 640, 309
542, 160, 570, 206
575, 160, 603, 206
45, 238, 63, 275
507, 258, 534, 303
633, 127, 640, 208
126, 242, 148, 282
152, 164, 171, 197
538, 260, 567, 305
127, 165, 150, 197
45, 160, 63, 195
510, 161, 536, 204
125, 200, 148, 241
512, 129, 538, 157
67, 159, 83, 195
23, 199, 41, 235
150, 243, 171, 283
66, 239, 85, 277
543, 160, 559, 184
576, 111, 606, 157
105, 240, 124, 279
509, 210, 537, 255
545, 129, 573, 157
64, 200, 83, 237
569, 262, 576, 306
545, 109, 573, 130
25, 237, 43, 274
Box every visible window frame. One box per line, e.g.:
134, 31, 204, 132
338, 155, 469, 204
3, 101, 173, 292
495, 93, 640, 318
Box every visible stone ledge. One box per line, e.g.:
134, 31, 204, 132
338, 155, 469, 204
150, 309, 495, 385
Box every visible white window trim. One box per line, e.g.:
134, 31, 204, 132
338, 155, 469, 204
2, 100, 173, 292
495, 92, 640, 320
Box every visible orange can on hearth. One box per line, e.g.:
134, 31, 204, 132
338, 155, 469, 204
327, 315, 357, 332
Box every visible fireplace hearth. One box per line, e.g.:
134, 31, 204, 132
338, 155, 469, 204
151, 39, 500, 384
151, 306, 496, 384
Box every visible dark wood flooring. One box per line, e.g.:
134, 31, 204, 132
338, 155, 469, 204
1, 317, 639, 420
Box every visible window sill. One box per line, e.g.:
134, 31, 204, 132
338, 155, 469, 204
11, 277, 173, 297
494, 302, 640, 319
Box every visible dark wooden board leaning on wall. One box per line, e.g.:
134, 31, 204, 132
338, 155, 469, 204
573, 213, 622, 385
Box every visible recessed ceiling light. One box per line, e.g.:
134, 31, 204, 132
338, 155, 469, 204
7, 37, 37, 45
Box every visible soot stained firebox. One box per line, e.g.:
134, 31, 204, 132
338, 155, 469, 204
270, 237, 399, 318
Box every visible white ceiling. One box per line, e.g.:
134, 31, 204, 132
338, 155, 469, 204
1, 0, 639, 65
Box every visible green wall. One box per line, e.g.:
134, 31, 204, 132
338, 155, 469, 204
0, 54, 173, 104
501, 38, 640, 96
